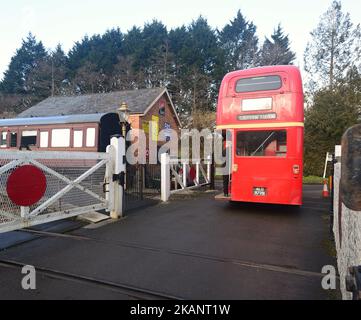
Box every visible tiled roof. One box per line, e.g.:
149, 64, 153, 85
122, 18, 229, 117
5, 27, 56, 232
19, 87, 166, 118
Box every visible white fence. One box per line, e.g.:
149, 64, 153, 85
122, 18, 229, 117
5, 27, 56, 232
161, 153, 212, 202
333, 146, 361, 300
0, 136, 125, 234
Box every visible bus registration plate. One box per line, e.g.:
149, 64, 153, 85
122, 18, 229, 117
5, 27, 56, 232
253, 187, 267, 196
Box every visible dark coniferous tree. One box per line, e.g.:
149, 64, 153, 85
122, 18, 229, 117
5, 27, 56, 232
218, 10, 259, 72
0, 9, 301, 125
26, 44, 69, 99
258, 24, 296, 66
1, 33, 47, 94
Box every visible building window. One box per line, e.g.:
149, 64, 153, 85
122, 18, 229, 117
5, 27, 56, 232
0, 132, 7, 148
40, 131, 49, 148
73, 130, 83, 148
86, 128, 96, 147
21, 131, 37, 148
10, 132, 17, 148
236, 75, 282, 93
236, 130, 287, 157
51, 129, 70, 147
159, 107, 165, 116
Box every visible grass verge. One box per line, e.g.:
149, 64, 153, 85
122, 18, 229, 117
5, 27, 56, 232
303, 176, 324, 184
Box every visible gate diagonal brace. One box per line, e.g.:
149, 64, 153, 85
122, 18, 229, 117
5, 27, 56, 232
0, 159, 24, 175
29, 159, 107, 203
29, 159, 108, 217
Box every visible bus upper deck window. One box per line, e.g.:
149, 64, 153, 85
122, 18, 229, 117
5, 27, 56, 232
0, 132, 7, 148
236, 75, 282, 93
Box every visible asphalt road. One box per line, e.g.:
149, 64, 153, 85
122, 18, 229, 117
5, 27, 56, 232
0, 185, 339, 300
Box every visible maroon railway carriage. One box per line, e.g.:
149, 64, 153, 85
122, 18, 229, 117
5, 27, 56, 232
0, 113, 122, 152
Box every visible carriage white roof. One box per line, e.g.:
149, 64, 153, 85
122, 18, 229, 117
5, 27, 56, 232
0, 113, 122, 127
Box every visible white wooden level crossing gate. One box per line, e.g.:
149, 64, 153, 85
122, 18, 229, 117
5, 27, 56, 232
161, 153, 212, 202
0, 137, 125, 234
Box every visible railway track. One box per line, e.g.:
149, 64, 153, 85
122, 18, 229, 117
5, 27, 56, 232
0, 258, 183, 300
8, 228, 333, 280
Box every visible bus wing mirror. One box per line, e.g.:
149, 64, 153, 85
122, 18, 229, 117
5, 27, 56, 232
341, 124, 361, 211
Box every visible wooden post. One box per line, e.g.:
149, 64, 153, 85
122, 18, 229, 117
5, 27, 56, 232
210, 154, 215, 190
161, 153, 170, 202
110, 136, 126, 219
183, 162, 187, 188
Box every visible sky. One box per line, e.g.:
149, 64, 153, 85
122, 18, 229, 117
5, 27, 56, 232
0, 0, 360, 80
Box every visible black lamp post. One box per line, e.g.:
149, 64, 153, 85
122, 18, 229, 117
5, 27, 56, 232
118, 102, 130, 138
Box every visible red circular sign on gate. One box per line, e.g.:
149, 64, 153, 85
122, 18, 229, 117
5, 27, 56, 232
6, 165, 47, 206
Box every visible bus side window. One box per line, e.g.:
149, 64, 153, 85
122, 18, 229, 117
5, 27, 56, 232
10, 132, 17, 148
0, 132, 7, 148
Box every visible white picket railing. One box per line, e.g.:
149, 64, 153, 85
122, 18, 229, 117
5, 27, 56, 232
161, 153, 212, 202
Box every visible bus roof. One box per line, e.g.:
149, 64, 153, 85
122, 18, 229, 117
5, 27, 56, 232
216, 65, 304, 128
224, 65, 301, 79
0, 113, 121, 127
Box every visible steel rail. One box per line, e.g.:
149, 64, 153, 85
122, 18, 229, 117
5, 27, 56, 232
17, 228, 336, 280
0, 259, 183, 300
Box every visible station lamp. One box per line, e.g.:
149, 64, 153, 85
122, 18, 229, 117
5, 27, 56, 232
118, 102, 131, 137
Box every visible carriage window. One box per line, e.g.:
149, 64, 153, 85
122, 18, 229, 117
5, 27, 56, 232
21, 131, 37, 148
86, 128, 96, 147
236, 130, 287, 157
73, 130, 83, 148
10, 132, 17, 148
236, 75, 282, 93
51, 129, 70, 147
40, 131, 49, 148
0, 132, 7, 148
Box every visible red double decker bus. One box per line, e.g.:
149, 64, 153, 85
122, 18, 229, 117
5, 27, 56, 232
216, 66, 304, 205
